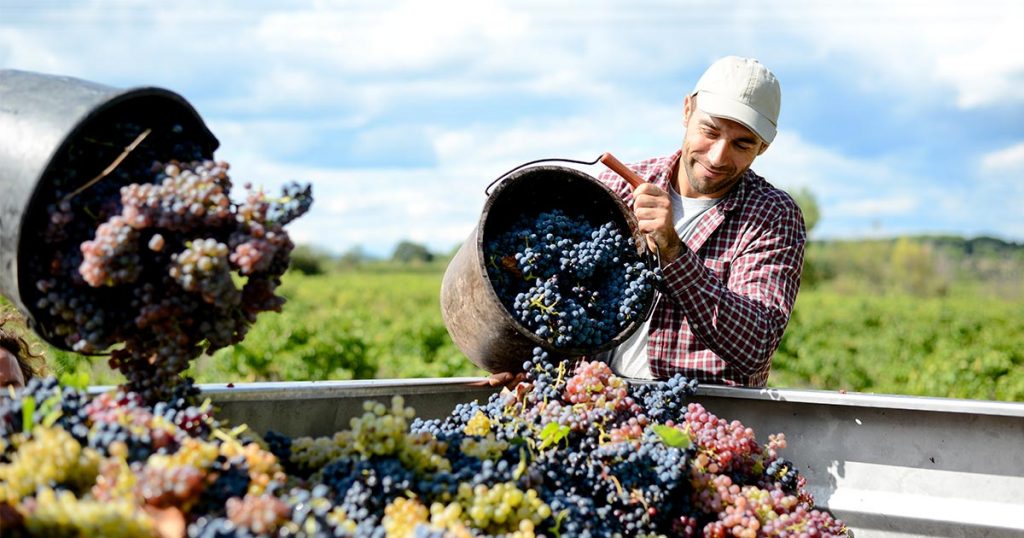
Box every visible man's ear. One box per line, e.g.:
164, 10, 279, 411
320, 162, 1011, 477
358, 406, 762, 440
757, 142, 769, 156
683, 94, 695, 125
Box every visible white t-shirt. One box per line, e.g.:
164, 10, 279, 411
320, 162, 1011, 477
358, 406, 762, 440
609, 185, 722, 379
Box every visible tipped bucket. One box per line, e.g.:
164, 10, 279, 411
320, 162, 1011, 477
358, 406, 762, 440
440, 164, 656, 374
0, 69, 218, 349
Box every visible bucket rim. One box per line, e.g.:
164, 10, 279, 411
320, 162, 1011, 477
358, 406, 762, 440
7, 74, 219, 352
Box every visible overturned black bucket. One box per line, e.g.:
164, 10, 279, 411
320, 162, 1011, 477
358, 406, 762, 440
0, 69, 218, 349
440, 162, 656, 374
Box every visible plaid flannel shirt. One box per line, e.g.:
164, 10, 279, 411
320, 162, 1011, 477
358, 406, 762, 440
598, 150, 806, 387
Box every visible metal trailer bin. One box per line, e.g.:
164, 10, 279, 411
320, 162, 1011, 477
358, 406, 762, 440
141, 379, 1024, 538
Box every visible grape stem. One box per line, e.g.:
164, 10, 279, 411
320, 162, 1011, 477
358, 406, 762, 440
529, 296, 558, 312
61, 128, 152, 204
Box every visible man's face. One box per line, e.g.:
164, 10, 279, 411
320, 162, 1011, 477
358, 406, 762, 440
678, 95, 766, 198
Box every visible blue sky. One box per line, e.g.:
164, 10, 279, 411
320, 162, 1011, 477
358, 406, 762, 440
2, 0, 1023, 257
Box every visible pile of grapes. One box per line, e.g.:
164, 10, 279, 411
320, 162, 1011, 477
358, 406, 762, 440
485, 210, 660, 349
0, 351, 848, 537
23, 119, 312, 403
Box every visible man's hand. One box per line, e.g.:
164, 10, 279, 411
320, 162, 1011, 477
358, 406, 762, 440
633, 183, 682, 264
470, 371, 526, 390
487, 371, 526, 389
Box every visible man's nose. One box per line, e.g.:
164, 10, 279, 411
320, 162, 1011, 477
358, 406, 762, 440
707, 139, 728, 165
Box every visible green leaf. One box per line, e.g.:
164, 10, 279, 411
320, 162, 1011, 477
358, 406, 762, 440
22, 396, 35, 435
539, 421, 570, 450
653, 424, 691, 449
59, 371, 90, 391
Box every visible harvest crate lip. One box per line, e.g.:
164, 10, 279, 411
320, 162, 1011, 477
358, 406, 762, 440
692, 383, 1024, 418
89, 377, 492, 402
87, 378, 1024, 418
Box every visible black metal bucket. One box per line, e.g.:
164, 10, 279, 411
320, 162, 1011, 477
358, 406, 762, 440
0, 69, 218, 349
440, 162, 656, 373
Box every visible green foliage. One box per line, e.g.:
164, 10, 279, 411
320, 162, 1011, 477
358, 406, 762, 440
21, 395, 35, 434
6, 235, 1023, 403
539, 421, 571, 450
889, 237, 947, 296
58, 371, 90, 391
337, 245, 371, 269
191, 271, 484, 382
392, 240, 435, 264
802, 238, 956, 296
774, 289, 1024, 401
288, 244, 332, 275
653, 424, 691, 448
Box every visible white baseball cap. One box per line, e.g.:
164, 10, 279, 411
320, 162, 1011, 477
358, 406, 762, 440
692, 56, 781, 144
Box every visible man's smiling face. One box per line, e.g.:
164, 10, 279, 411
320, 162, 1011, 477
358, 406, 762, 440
678, 94, 767, 199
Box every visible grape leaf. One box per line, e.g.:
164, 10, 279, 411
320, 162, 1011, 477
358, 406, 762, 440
22, 395, 35, 435
539, 422, 570, 449
653, 424, 691, 448
59, 371, 90, 391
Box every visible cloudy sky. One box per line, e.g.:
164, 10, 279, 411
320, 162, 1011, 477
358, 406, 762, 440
2, 0, 1022, 256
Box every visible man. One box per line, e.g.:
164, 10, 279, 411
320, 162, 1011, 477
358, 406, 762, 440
597, 56, 806, 387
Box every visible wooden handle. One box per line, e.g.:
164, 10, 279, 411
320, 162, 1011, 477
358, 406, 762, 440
600, 152, 644, 189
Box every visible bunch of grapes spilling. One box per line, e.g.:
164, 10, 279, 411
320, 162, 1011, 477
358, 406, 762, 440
0, 353, 848, 537
23, 120, 312, 403
485, 209, 660, 349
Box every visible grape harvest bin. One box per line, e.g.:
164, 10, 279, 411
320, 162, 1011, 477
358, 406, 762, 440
90, 379, 1023, 538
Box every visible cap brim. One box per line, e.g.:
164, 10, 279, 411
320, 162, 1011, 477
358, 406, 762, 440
695, 91, 777, 144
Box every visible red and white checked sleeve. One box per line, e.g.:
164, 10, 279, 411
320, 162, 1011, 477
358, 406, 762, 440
660, 200, 806, 378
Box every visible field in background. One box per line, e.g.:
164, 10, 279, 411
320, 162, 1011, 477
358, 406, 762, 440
10, 236, 1024, 402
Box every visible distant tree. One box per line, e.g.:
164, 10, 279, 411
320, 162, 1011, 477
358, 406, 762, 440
890, 237, 948, 296
789, 187, 820, 234
288, 244, 330, 275
338, 246, 370, 269
392, 241, 434, 264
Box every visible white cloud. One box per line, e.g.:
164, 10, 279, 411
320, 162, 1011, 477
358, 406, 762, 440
0, 28, 67, 72
2, 0, 1022, 251
765, 0, 1024, 109
204, 99, 684, 255
256, 0, 530, 73
981, 142, 1024, 174
216, 154, 485, 256
754, 131, 901, 197
972, 142, 1024, 237
753, 131, 978, 238
433, 101, 682, 170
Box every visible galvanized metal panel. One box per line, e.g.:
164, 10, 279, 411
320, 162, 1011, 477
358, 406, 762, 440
694, 385, 1024, 538
132, 380, 1024, 537
191, 378, 497, 438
